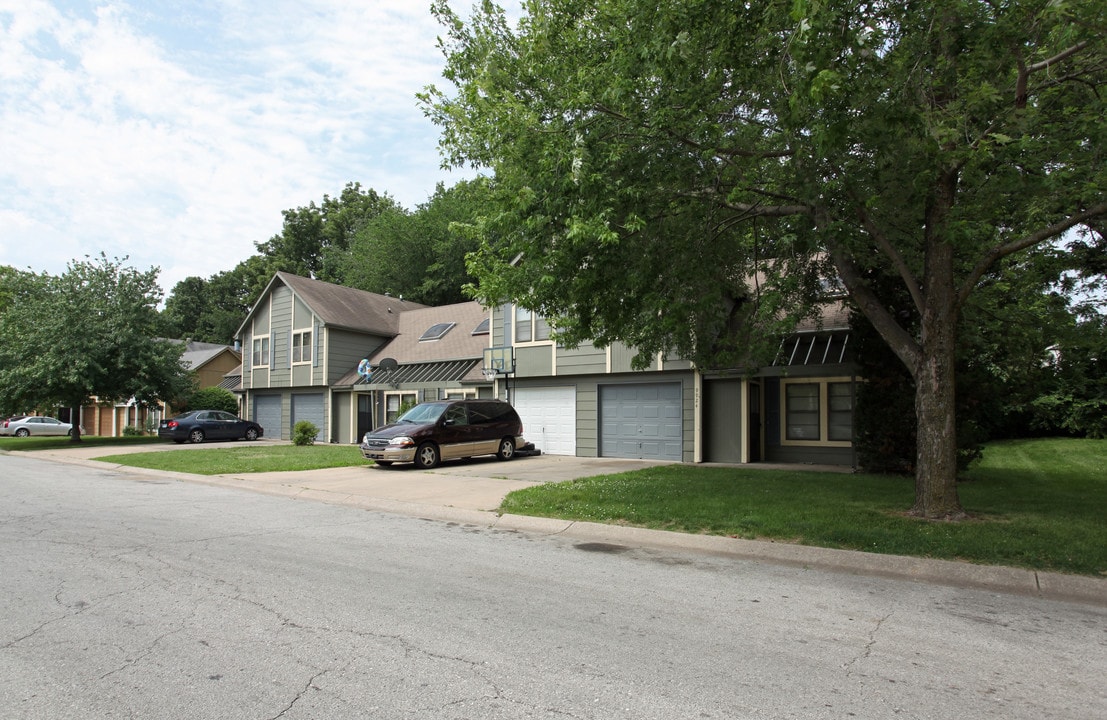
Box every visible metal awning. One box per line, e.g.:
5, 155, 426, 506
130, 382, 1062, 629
774, 331, 852, 366
359, 359, 481, 385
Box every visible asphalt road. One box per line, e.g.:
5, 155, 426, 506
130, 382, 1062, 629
1, 454, 1104, 719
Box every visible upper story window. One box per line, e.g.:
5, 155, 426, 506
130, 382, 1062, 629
252, 336, 270, 367
514, 306, 550, 343
292, 330, 312, 364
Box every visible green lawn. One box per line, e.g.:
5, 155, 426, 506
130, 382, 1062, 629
500, 438, 1107, 576
95, 443, 366, 474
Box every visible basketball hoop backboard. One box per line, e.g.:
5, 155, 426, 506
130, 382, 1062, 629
482, 346, 515, 375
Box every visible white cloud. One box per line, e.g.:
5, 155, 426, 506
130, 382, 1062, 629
0, 0, 494, 292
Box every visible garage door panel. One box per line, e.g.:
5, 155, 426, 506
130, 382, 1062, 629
599, 383, 682, 461
514, 387, 576, 456
254, 395, 282, 440
291, 393, 325, 436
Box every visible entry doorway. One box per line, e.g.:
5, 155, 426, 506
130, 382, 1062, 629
747, 382, 762, 462
356, 394, 373, 441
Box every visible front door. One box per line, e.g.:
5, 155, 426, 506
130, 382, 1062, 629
356, 394, 373, 440
748, 382, 762, 462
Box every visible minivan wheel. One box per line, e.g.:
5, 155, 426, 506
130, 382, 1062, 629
414, 442, 440, 469
496, 437, 516, 461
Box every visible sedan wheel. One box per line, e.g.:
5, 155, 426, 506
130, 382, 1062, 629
244, 427, 259, 441
15, 428, 29, 438
414, 442, 439, 469
188, 429, 205, 444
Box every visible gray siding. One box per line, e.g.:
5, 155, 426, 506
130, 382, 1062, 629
268, 287, 293, 387
327, 328, 390, 385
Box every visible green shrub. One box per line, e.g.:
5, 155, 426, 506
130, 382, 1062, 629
186, 387, 239, 415
292, 420, 319, 446
122, 425, 145, 437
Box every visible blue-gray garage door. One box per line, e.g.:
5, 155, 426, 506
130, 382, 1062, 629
291, 393, 326, 439
253, 395, 282, 440
599, 383, 683, 460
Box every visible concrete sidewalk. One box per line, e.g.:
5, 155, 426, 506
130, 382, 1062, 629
16, 442, 1106, 607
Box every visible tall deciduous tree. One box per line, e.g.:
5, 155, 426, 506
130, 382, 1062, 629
255, 182, 401, 284
162, 267, 255, 345
0, 255, 192, 440
342, 179, 491, 305
423, 0, 1106, 517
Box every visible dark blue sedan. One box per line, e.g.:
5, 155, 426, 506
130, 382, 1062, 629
158, 410, 264, 444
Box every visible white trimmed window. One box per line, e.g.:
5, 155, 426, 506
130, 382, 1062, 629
514, 305, 551, 343
781, 378, 854, 446
292, 330, 312, 364
444, 388, 477, 399
252, 336, 270, 367
385, 392, 418, 424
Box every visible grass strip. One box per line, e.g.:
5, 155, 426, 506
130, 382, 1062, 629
95, 444, 366, 475
500, 438, 1107, 576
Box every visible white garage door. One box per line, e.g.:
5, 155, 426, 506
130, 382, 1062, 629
513, 387, 576, 456
600, 383, 683, 461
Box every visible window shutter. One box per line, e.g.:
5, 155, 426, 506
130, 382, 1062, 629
313, 322, 321, 368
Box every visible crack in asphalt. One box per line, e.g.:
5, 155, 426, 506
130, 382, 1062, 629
267, 668, 332, 720
843, 611, 893, 675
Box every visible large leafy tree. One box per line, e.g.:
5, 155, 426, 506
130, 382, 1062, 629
0, 255, 192, 440
162, 267, 256, 345
423, 0, 1106, 518
255, 182, 401, 284
342, 178, 492, 305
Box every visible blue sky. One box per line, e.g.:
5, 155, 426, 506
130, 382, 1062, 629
1, 1, 515, 293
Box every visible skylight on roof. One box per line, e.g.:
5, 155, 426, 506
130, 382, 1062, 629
420, 322, 456, 341
472, 317, 490, 335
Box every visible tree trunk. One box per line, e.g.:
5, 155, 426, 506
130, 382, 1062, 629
68, 404, 83, 443
912, 224, 964, 518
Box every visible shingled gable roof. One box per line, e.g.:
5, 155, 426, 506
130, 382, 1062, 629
180, 341, 239, 371
369, 301, 489, 365
236, 272, 427, 338
333, 301, 492, 387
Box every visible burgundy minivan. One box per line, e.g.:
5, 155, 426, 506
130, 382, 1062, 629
359, 399, 526, 469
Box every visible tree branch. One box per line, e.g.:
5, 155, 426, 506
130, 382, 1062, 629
1016, 40, 1090, 108
958, 201, 1107, 305
822, 229, 922, 375
855, 205, 926, 315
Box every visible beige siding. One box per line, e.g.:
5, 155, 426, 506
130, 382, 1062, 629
556, 344, 606, 375
516, 345, 554, 377
609, 342, 658, 373
332, 392, 352, 444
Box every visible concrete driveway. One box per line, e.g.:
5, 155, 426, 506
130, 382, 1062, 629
25, 441, 667, 513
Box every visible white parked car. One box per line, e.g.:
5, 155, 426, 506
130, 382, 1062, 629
0, 416, 83, 437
